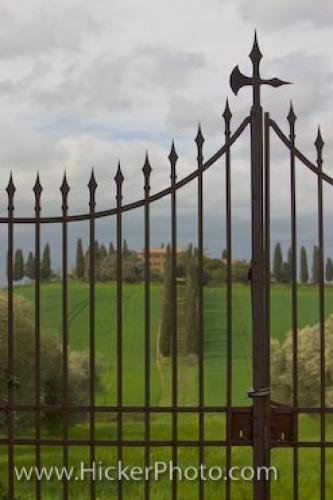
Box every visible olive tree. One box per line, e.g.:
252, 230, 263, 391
0, 294, 103, 431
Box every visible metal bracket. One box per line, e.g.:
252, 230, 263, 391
230, 406, 294, 446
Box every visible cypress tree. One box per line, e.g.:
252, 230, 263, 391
273, 242, 283, 282
300, 246, 309, 284
287, 246, 292, 283
185, 253, 199, 354
159, 245, 172, 357
312, 245, 319, 284
76, 238, 85, 280
24, 252, 35, 280
100, 244, 107, 260
41, 243, 52, 281
325, 258, 333, 282
123, 239, 130, 257
14, 249, 24, 281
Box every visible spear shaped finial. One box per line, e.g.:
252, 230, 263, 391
114, 160, 124, 185
168, 140, 178, 164
142, 151, 152, 178
60, 171, 70, 212
315, 126, 324, 152
287, 101, 297, 126
88, 167, 98, 192
249, 30, 262, 67
223, 98, 232, 124
195, 122, 205, 147
33, 172, 43, 197
60, 171, 70, 196
6, 172, 16, 201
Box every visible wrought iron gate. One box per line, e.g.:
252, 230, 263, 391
0, 34, 331, 499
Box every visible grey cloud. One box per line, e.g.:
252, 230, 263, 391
27, 46, 206, 118
236, 0, 333, 29
0, 1, 104, 59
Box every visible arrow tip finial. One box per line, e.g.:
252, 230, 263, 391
315, 126, 324, 151
249, 30, 262, 67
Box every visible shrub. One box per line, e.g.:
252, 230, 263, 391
271, 315, 333, 406
0, 293, 103, 431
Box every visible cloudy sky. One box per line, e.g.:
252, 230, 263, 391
0, 0, 333, 271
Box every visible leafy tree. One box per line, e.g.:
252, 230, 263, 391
300, 246, 309, 284
312, 245, 319, 284
326, 258, 333, 282
273, 242, 283, 282
159, 245, 172, 357
24, 251, 35, 280
232, 260, 249, 283
14, 249, 24, 281
76, 238, 85, 280
41, 243, 52, 281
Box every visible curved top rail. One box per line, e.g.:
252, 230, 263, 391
269, 118, 333, 186
0, 116, 250, 224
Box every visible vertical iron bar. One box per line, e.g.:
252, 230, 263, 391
264, 112, 271, 500
288, 104, 298, 500
33, 174, 43, 500
115, 163, 124, 500
195, 124, 205, 500
223, 101, 232, 500
142, 153, 152, 500
6, 174, 15, 500
223, 100, 232, 500
88, 170, 97, 500
60, 174, 70, 500
169, 142, 178, 500
315, 128, 325, 500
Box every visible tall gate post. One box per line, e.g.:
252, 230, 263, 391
248, 37, 270, 500
230, 33, 290, 499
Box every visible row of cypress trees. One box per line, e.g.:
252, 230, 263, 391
273, 242, 333, 283
12, 244, 52, 281
159, 244, 199, 357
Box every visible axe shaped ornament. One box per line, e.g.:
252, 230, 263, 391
230, 32, 291, 106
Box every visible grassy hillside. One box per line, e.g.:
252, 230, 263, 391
1, 281, 333, 499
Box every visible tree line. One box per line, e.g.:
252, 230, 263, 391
74, 238, 144, 283
11, 243, 53, 281
74, 238, 251, 284
273, 242, 333, 283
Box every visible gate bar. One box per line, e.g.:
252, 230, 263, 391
33, 174, 42, 500
6, 174, 15, 500
316, 128, 326, 500
115, 162, 124, 500
169, 141, 178, 500
288, 104, 299, 500
223, 99, 232, 500
196, 123, 205, 500
60, 173, 70, 500
143, 152, 152, 500
88, 170, 97, 500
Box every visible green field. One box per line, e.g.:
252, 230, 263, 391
1, 282, 332, 499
